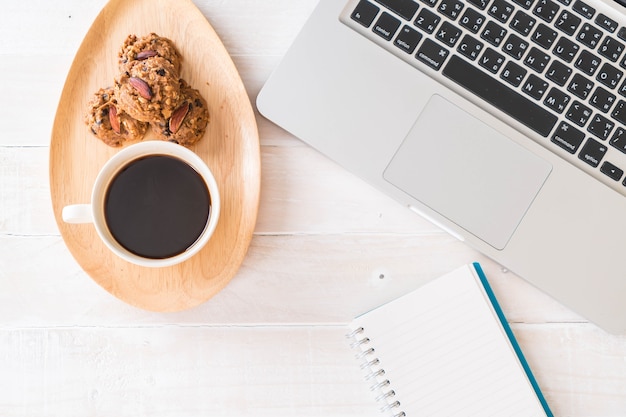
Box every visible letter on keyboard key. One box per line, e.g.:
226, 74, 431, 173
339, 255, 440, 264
416, 39, 450, 69
578, 138, 607, 167
394, 25, 423, 53
351, 0, 381, 27
551, 121, 585, 153
442, 56, 558, 137
373, 12, 402, 40
609, 127, 626, 153
533, 0, 560, 23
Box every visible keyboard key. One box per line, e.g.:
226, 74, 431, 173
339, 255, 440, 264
481, 21, 508, 46
544, 87, 571, 112
394, 25, 423, 53
598, 37, 625, 62
572, 0, 595, 19
610, 127, 626, 153
524, 46, 551, 72
587, 114, 614, 140
373, 12, 402, 40
596, 62, 623, 89
553, 37, 580, 62
551, 121, 585, 153
442, 55, 558, 136
513, 0, 536, 9
589, 87, 616, 113
436, 21, 462, 46
600, 161, 623, 180
619, 79, 626, 97
501, 60, 528, 86
457, 34, 485, 60
351, 0, 380, 27
618, 27, 626, 41
575, 50, 601, 76
566, 100, 592, 126
488, 0, 515, 23
523, 74, 549, 99
414, 8, 441, 33
577, 23, 603, 48
533, 0, 560, 23
509, 11, 537, 36
374, 0, 420, 20
611, 100, 626, 124
532, 23, 558, 48
568, 73, 594, 99
502, 33, 529, 59
546, 60, 573, 85
480, 47, 506, 73
467, 0, 489, 9
416, 38, 449, 69
579, 138, 607, 167
595, 13, 618, 33
555, 10, 581, 35
460, 8, 486, 33
438, 0, 464, 20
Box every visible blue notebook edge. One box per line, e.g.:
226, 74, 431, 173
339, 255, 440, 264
472, 262, 554, 417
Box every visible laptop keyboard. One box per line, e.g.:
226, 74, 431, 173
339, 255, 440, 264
341, 0, 626, 194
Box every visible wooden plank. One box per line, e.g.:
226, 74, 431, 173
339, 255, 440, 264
1, 146, 437, 236
0, 326, 378, 417
0, 324, 623, 416
511, 323, 626, 417
0, 234, 582, 327
1, 1, 317, 56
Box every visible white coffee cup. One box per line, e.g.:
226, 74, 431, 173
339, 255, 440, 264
62, 141, 220, 267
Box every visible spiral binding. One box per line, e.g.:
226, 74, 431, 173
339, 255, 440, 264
346, 326, 405, 417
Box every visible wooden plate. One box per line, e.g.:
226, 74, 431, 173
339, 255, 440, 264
49, 0, 260, 311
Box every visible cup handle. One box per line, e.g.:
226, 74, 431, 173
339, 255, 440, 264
62, 204, 94, 224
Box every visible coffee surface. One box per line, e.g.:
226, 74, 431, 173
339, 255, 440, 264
105, 155, 211, 259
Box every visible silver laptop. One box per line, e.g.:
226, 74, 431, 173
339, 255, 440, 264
257, 0, 626, 333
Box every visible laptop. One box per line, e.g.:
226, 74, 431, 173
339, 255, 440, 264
257, 0, 626, 334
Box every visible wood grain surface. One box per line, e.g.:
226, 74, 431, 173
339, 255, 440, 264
49, 0, 261, 311
0, 1, 625, 416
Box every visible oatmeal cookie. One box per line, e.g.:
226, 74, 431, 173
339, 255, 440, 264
115, 57, 183, 123
151, 80, 209, 147
118, 33, 182, 75
84, 86, 148, 147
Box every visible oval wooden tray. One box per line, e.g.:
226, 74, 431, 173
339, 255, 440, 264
49, 0, 260, 311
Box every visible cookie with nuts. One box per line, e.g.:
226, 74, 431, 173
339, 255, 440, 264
84, 86, 148, 147
118, 33, 182, 75
115, 57, 183, 123
86, 33, 210, 148
151, 80, 209, 147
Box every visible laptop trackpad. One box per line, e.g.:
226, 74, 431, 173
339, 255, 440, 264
383, 95, 552, 250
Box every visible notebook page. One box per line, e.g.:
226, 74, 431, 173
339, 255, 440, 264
350, 265, 547, 416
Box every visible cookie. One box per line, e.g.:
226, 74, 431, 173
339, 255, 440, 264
84, 87, 148, 147
151, 80, 209, 147
118, 33, 182, 75
115, 57, 183, 123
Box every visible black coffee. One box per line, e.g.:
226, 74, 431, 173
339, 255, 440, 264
104, 155, 211, 259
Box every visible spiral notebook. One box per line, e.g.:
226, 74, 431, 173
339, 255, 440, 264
347, 263, 553, 417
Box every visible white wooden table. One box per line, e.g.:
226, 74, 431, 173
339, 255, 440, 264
1, 1, 625, 416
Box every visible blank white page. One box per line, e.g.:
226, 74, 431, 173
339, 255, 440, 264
349, 264, 549, 417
